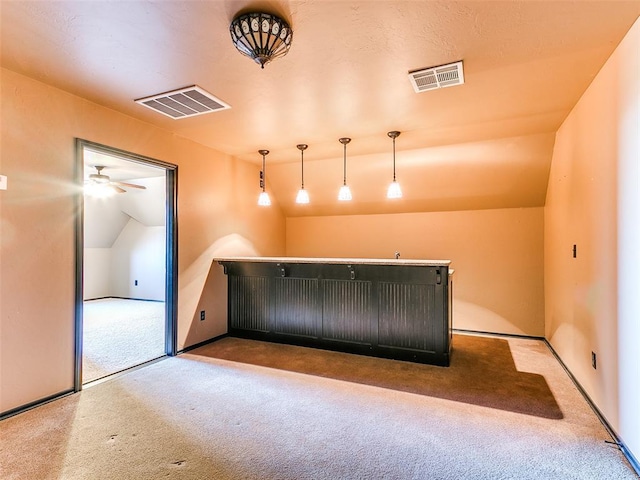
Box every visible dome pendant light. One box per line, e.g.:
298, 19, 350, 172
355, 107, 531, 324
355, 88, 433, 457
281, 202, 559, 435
386, 131, 403, 199
295, 144, 310, 204
338, 137, 352, 201
258, 149, 271, 206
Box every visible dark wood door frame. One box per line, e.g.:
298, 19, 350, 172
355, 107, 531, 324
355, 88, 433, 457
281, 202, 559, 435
74, 139, 178, 391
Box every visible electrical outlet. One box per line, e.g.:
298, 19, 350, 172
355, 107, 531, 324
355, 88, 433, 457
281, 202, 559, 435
591, 351, 597, 369
134, 280, 138, 286
200, 310, 205, 321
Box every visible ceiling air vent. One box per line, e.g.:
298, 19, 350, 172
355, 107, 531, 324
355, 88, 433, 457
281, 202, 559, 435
135, 85, 231, 119
408, 60, 464, 93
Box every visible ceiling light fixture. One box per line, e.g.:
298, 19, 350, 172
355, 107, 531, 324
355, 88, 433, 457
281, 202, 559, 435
295, 144, 310, 204
84, 165, 146, 197
386, 131, 402, 199
258, 149, 271, 206
230, 12, 293, 69
338, 138, 352, 201
84, 183, 116, 198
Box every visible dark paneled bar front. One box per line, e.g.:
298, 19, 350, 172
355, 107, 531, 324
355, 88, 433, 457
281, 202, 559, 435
217, 257, 453, 366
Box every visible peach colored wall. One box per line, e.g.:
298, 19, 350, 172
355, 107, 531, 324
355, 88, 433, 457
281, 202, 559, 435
545, 18, 639, 463
287, 207, 544, 337
0, 68, 286, 413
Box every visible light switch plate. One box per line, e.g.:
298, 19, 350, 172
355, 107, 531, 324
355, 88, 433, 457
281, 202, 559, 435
0, 175, 7, 190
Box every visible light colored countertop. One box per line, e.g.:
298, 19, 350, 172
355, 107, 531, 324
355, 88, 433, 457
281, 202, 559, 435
215, 256, 451, 267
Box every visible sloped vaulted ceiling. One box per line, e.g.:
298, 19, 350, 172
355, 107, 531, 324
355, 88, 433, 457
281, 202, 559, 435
83, 152, 166, 248
2, 1, 639, 216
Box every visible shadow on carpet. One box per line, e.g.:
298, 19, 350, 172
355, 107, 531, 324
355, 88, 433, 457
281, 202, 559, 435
192, 334, 563, 420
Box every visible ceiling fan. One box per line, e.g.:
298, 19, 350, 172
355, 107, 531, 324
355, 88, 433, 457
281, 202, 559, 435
86, 165, 147, 194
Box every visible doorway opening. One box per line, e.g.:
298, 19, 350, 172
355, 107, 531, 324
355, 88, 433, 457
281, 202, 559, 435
74, 139, 177, 389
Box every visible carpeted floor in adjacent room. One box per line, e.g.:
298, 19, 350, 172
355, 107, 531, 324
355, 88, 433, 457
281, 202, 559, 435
1, 333, 637, 479
82, 298, 165, 383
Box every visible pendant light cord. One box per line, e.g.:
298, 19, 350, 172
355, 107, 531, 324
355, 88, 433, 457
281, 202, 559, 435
301, 149, 305, 188
343, 142, 347, 186
262, 153, 266, 192
392, 136, 397, 182
259, 149, 269, 193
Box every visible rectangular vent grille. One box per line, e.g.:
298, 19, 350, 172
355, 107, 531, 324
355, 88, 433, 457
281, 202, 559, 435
135, 85, 230, 119
408, 61, 464, 93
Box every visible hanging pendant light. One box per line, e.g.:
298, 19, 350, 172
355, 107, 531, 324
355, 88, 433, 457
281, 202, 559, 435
386, 131, 403, 199
258, 149, 271, 206
338, 137, 352, 201
295, 144, 310, 204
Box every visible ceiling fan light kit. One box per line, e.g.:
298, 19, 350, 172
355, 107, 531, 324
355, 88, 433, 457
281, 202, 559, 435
84, 165, 146, 197
84, 182, 117, 198
88, 166, 110, 184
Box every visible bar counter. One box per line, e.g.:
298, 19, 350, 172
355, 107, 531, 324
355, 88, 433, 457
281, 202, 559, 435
216, 257, 453, 366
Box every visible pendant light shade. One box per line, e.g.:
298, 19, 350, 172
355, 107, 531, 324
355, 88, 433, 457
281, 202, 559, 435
295, 144, 310, 204
338, 184, 352, 201
295, 188, 310, 204
258, 149, 271, 206
386, 131, 403, 199
258, 191, 271, 206
387, 180, 402, 199
338, 137, 352, 201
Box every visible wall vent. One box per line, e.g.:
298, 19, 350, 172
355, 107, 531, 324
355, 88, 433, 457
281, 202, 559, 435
408, 61, 464, 93
135, 85, 231, 119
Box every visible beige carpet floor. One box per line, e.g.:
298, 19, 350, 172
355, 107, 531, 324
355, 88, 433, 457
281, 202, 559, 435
83, 298, 165, 383
1, 334, 637, 479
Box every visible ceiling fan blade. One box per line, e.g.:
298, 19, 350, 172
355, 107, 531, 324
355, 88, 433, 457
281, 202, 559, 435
113, 181, 146, 190
110, 184, 127, 194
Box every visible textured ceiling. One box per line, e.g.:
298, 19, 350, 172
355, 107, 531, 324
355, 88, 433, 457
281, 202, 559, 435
2, 1, 638, 216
